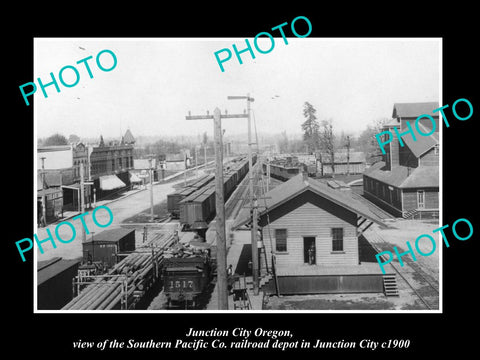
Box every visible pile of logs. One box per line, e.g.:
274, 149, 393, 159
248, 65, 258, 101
62, 232, 176, 310
163, 241, 210, 260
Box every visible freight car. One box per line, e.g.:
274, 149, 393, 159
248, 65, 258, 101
167, 175, 214, 218
178, 156, 256, 230
162, 244, 215, 309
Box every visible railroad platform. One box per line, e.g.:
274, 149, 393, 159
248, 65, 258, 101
206, 230, 265, 310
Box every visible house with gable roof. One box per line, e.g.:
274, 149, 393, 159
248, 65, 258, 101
363, 102, 439, 219
233, 173, 395, 295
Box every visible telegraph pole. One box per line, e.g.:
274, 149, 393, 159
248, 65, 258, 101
345, 135, 351, 176
80, 164, 86, 242
227, 94, 259, 295
40, 157, 46, 228
148, 155, 154, 221
186, 107, 248, 310
195, 145, 199, 178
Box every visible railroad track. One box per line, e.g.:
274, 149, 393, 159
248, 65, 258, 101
225, 160, 265, 220
62, 221, 177, 311
365, 228, 440, 310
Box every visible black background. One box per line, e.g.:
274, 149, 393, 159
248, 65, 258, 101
5, 3, 478, 357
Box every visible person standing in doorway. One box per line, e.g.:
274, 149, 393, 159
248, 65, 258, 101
308, 243, 315, 265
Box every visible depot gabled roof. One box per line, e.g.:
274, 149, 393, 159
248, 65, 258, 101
364, 164, 439, 189
392, 102, 439, 118
233, 174, 387, 230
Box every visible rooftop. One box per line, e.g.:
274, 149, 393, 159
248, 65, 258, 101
364, 164, 439, 188
83, 228, 135, 244
233, 174, 386, 229
123, 129, 135, 144
392, 102, 439, 118
319, 151, 366, 164
37, 257, 82, 285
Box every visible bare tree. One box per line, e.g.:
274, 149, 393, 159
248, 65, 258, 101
357, 117, 389, 165
320, 119, 335, 176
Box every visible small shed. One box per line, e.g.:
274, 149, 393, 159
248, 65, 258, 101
37, 257, 81, 310
82, 228, 136, 268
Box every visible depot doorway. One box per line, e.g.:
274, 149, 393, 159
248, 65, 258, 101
303, 237, 316, 265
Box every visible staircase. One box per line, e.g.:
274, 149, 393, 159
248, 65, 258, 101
259, 274, 273, 289
243, 273, 273, 291
383, 274, 399, 296
402, 209, 418, 219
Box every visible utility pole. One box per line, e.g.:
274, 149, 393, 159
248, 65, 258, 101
266, 158, 270, 193
148, 155, 154, 221
345, 135, 351, 176
184, 151, 187, 187
80, 164, 86, 242
227, 94, 259, 295
203, 143, 207, 166
186, 107, 248, 310
40, 157, 46, 227
91, 231, 95, 263
195, 146, 199, 178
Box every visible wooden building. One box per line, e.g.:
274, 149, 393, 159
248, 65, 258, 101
363, 102, 439, 219
82, 228, 136, 268
318, 151, 366, 175
37, 144, 90, 213
37, 257, 81, 310
233, 173, 393, 295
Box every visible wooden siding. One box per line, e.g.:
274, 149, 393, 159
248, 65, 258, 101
321, 162, 365, 175
261, 194, 359, 271
419, 147, 439, 166
277, 274, 384, 294
399, 144, 419, 168
362, 175, 403, 217
390, 135, 400, 168
403, 188, 439, 211
363, 176, 402, 211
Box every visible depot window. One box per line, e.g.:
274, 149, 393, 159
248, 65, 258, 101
275, 229, 287, 252
332, 228, 344, 252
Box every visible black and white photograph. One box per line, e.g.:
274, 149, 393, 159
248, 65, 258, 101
33, 38, 441, 312
7, 6, 478, 356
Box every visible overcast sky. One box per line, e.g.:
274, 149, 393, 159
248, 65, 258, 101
34, 38, 440, 141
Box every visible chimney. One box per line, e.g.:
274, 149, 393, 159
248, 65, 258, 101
302, 169, 308, 181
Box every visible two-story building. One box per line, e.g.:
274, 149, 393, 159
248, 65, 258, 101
89, 133, 135, 199
363, 102, 439, 219
37, 143, 90, 218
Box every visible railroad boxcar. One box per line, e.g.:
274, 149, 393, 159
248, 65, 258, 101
178, 156, 254, 230
167, 175, 214, 218
162, 255, 213, 308
179, 184, 216, 230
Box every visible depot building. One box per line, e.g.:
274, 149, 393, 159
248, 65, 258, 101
233, 173, 396, 295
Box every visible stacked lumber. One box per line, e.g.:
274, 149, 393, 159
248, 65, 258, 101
62, 232, 176, 310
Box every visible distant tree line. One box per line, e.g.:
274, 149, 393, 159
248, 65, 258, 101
276, 102, 389, 173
